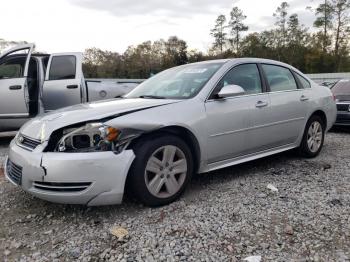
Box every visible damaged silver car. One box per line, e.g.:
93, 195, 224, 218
5, 58, 337, 206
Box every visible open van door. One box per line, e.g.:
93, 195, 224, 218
0, 44, 34, 119
42, 53, 83, 111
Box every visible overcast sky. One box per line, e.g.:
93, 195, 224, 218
1, 0, 321, 54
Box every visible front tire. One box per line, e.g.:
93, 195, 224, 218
127, 134, 193, 207
298, 115, 325, 158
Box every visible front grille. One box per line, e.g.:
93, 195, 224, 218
6, 159, 23, 185
33, 181, 92, 193
337, 103, 350, 112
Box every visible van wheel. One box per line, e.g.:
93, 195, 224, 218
298, 115, 325, 158
128, 134, 193, 207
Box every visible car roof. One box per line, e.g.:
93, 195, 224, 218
195, 57, 295, 67
191, 58, 304, 75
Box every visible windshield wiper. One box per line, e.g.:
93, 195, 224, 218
138, 95, 166, 99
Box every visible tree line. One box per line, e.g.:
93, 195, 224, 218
1, 0, 350, 78
84, 0, 350, 78
210, 0, 350, 73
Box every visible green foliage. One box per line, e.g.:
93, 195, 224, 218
83, 36, 188, 79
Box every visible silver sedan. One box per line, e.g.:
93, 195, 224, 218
5, 58, 337, 206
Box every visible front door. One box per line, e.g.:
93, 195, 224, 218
42, 53, 83, 111
0, 44, 34, 119
205, 63, 269, 164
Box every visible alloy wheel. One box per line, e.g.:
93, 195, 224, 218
307, 121, 323, 153
145, 145, 188, 198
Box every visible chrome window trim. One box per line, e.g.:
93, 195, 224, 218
206, 82, 305, 103
205, 92, 267, 103
266, 89, 305, 95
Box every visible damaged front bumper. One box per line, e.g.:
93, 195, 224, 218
4, 139, 135, 206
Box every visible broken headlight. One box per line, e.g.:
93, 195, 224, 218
56, 123, 123, 153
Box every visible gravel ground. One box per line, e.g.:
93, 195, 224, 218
0, 130, 349, 261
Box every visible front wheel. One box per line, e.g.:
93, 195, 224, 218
298, 115, 325, 158
127, 134, 193, 207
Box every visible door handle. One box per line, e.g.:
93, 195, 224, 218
300, 95, 309, 101
9, 85, 22, 90
67, 85, 78, 89
255, 101, 268, 108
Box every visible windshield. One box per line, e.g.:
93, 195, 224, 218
126, 62, 225, 99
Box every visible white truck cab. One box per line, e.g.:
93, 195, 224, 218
0, 44, 142, 131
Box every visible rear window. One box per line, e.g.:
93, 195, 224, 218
49, 55, 76, 80
295, 73, 311, 89
262, 64, 298, 92
332, 80, 350, 95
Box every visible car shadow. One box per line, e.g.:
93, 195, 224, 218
185, 149, 298, 197
329, 126, 350, 134
0, 136, 13, 147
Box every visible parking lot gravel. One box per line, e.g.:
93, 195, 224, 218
0, 130, 349, 261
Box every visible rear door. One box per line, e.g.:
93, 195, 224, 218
42, 53, 83, 111
0, 44, 34, 119
261, 64, 308, 147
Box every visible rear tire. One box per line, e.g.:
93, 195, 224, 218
127, 134, 193, 207
298, 115, 325, 158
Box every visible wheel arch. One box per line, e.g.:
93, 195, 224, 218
127, 125, 201, 174
309, 110, 327, 128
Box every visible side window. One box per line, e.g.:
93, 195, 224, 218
262, 64, 298, 92
217, 64, 262, 95
49, 55, 76, 80
294, 72, 311, 89
0, 57, 26, 79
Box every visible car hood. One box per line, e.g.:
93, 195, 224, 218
20, 98, 180, 141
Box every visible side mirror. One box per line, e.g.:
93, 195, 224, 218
217, 84, 245, 98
